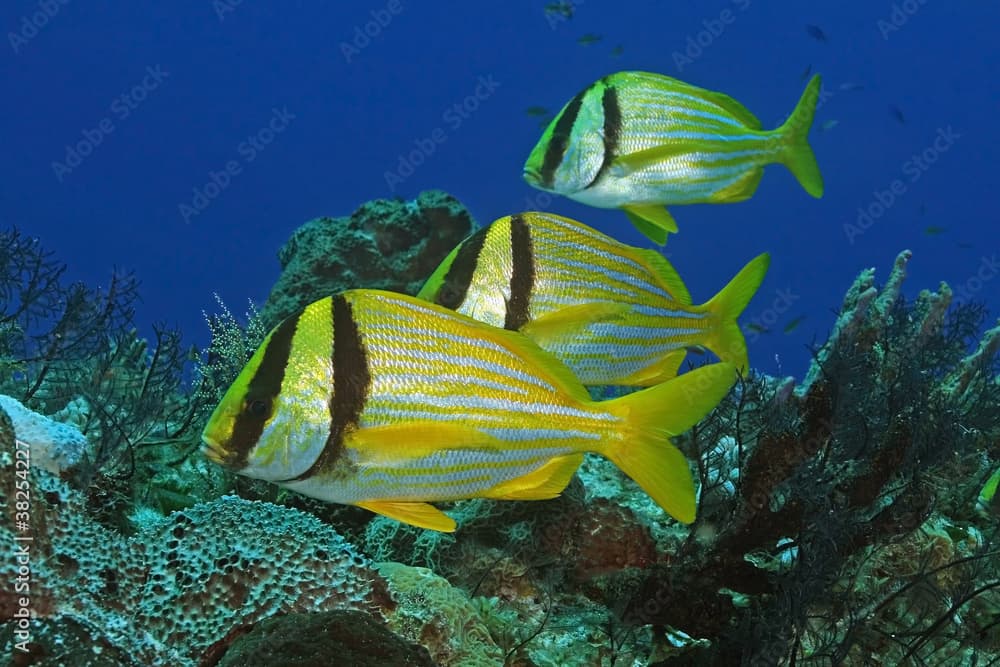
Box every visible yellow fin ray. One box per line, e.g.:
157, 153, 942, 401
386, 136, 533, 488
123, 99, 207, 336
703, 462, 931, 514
615, 349, 687, 387
486, 454, 584, 500
602, 362, 737, 523
702, 253, 770, 374
623, 205, 677, 245
520, 302, 631, 347
348, 423, 508, 465
612, 143, 692, 177
713, 167, 764, 203
699, 89, 762, 129
635, 249, 692, 304
777, 74, 824, 198
356, 500, 456, 532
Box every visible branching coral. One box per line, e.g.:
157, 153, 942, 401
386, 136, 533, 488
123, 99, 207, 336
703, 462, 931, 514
621, 250, 1000, 665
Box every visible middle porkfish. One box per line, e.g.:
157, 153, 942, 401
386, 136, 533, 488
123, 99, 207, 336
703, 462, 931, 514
201, 289, 736, 532
418, 212, 769, 386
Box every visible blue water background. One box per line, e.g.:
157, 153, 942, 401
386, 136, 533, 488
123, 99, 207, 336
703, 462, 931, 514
3, 0, 997, 378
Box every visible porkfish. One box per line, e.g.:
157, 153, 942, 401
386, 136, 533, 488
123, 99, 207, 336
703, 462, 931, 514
523, 71, 824, 244
418, 212, 768, 385
202, 289, 736, 531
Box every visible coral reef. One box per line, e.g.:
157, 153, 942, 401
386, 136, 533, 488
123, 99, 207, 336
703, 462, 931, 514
259, 190, 475, 329
213, 610, 435, 667
3, 209, 998, 667
624, 250, 1000, 665
0, 428, 500, 665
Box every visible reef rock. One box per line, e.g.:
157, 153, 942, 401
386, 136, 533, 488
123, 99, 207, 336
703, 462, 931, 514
260, 190, 475, 329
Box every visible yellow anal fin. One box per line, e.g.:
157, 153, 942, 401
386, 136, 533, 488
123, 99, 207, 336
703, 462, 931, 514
485, 454, 584, 500
617, 349, 687, 387
356, 500, 456, 532
348, 423, 507, 465
520, 302, 631, 347
623, 205, 678, 246
713, 167, 764, 203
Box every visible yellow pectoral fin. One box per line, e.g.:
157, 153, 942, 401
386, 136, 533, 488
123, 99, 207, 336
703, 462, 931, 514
612, 144, 690, 177
520, 302, 631, 347
623, 206, 678, 245
356, 500, 457, 532
486, 454, 584, 500
617, 349, 687, 387
348, 423, 507, 465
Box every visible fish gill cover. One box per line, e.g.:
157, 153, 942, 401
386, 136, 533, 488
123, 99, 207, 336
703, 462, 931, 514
2, 2, 1000, 666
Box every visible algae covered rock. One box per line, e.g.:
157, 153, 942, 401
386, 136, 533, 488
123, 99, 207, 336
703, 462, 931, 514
260, 190, 475, 329
214, 610, 435, 667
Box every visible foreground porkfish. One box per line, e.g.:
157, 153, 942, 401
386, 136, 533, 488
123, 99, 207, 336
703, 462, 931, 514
523, 71, 825, 244
418, 212, 768, 385
201, 289, 736, 531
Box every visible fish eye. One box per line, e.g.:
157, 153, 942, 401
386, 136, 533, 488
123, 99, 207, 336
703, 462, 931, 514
246, 398, 271, 418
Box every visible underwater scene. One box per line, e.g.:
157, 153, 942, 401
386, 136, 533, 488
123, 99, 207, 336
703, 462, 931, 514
2, 2, 999, 665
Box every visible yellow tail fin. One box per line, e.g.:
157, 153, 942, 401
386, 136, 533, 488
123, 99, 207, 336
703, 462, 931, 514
601, 362, 737, 523
778, 74, 824, 198
702, 253, 770, 373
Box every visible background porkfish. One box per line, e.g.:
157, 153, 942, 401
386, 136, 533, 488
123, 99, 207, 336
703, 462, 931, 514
201, 289, 736, 531
418, 212, 768, 385
523, 71, 825, 244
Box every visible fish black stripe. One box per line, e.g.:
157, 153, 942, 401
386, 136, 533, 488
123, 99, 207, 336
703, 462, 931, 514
539, 84, 590, 188
436, 226, 488, 309
291, 295, 371, 481
227, 311, 300, 470
587, 82, 622, 188
504, 214, 535, 330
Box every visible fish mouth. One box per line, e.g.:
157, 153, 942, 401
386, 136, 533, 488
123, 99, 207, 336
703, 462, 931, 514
522, 166, 543, 186
201, 436, 227, 465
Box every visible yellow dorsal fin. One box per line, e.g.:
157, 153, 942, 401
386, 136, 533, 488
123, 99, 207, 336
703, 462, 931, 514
520, 302, 631, 346
635, 249, 692, 304
356, 500, 456, 532
615, 349, 687, 387
348, 423, 507, 465
623, 205, 678, 245
699, 89, 762, 129
485, 454, 584, 500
